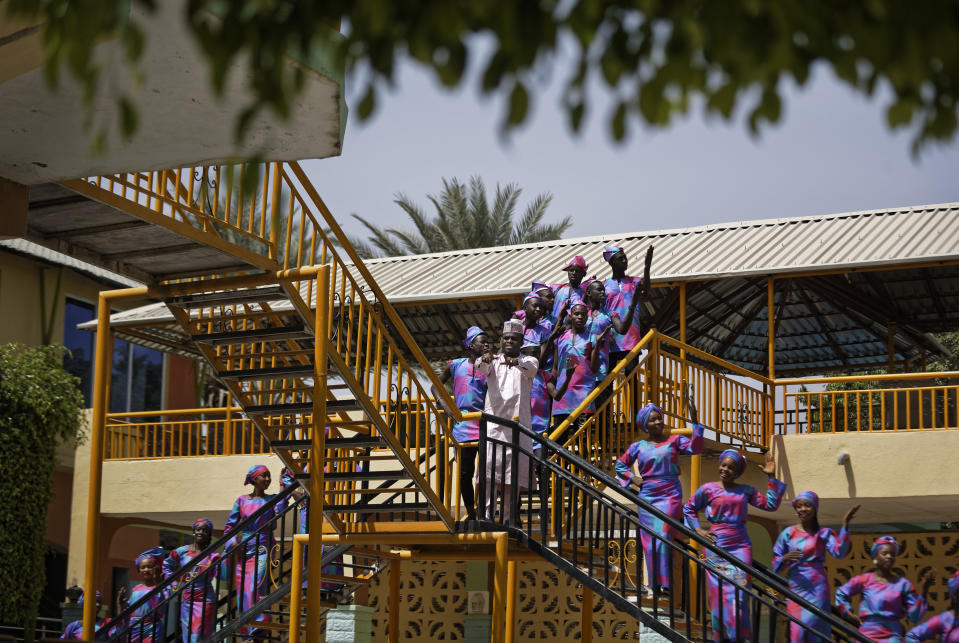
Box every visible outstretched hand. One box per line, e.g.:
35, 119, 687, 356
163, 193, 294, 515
842, 505, 860, 529
684, 383, 698, 424
759, 451, 776, 476
481, 349, 494, 363
920, 569, 937, 593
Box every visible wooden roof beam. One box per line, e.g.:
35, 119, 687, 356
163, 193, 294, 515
796, 286, 849, 367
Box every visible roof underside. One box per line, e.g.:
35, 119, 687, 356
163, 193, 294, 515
84, 203, 959, 375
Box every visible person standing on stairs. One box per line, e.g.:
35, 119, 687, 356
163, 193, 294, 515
550, 255, 589, 321
907, 569, 959, 641
117, 547, 166, 643
602, 245, 653, 374
476, 319, 537, 525
614, 390, 703, 596
163, 518, 225, 643
224, 465, 282, 636
514, 283, 558, 328
771, 492, 859, 642
836, 535, 934, 643
61, 590, 108, 640
683, 449, 786, 643
433, 326, 489, 521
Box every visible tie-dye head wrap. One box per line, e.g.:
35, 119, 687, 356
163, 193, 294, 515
77, 590, 102, 607
135, 546, 166, 570
531, 281, 549, 293
463, 326, 487, 348
562, 255, 588, 271
948, 570, 959, 601
192, 517, 213, 531
522, 291, 543, 306
792, 490, 820, 512
603, 246, 624, 262
719, 449, 747, 476
245, 464, 270, 485
567, 293, 587, 309
636, 403, 662, 432
871, 535, 899, 558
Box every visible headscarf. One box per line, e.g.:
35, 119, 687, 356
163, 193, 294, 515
522, 291, 543, 306
502, 319, 524, 336
792, 490, 820, 512
636, 403, 662, 432
77, 590, 102, 607
948, 570, 959, 601
871, 535, 899, 558
192, 517, 213, 531
719, 449, 747, 477
603, 246, 624, 262
567, 293, 587, 310
562, 255, 588, 271
532, 280, 549, 293
135, 546, 166, 570
244, 464, 270, 485
463, 325, 487, 348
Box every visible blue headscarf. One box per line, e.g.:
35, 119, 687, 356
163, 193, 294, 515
135, 546, 166, 569
463, 326, 487, 348
792, 490, 819, 512
871, 535, 899, 558
245, 464, 270, 485
532, 281, 550, 293
522, 291, 543, 306
719, 449, 747, 477
603, 246, 624, 262
636, 403, 662, 432
192, 517, 213, 531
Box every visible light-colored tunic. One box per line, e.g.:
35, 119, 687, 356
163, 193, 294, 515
476, 354, 537, 489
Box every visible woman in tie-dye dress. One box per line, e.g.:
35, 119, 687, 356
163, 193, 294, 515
772, 491, 860, 641
614, 392, 703, 593
683, 449, 786, 642
61, 591, 107, 640
118, 547, 166, 643
163, 518, 223, 643
836, 535, 934, 642
907, 569, 959, 641
224, 464, 282, 634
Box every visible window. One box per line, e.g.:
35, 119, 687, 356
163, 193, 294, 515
63, 297, 164, 411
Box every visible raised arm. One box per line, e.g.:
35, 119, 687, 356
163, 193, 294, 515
675, 423, 704, 455
904, 573, 934, 623
748, 452, 786, 511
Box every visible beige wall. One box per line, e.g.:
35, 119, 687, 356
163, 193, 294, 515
771, 430, 959, 525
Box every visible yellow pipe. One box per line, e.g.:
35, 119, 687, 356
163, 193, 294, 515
388, 559, 401, 643
492, 533, 508, 643
505, 560, 517, 642
82, 286, 147, 637
767, 278, 775, 380
306, 265, 331, 643
774, 370, 959, 386
288, 533, 304, 643
582, 587, 593, 643
299, 532, 507, 546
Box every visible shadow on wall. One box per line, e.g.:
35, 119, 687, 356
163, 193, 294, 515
773, 435, 857, 501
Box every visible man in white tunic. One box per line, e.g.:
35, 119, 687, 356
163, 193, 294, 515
476, 319, 538, 524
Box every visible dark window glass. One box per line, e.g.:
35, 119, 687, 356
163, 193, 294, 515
129, 344, 163, 411
63, 299, 95, 406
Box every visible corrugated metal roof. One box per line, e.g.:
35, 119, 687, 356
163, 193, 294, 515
350, 202, 959, 301
0, 238, 142, 288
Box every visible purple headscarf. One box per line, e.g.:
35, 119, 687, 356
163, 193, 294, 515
463, 325, 487, 348
532, 281, 550, 293
636, 403, 662, 431
603, 246, 624, 262
245, 464, 270, 485
792, 490, 819, 512
871, 535, 899, 558
135, 546, 167, 570
192, 517, 214, 531
522, 291, 543, 306
719, 449, 747, 477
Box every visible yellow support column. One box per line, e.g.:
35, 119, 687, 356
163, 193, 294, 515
505, 560, 518, 643
491, 533, 508, 642
581, 587, 593, 643
389, 559, 401, 643
306, 265, 331, 643
767, 278, 776, 380
288, 536, 304, 643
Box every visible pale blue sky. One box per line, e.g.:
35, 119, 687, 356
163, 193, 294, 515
303, 49, 959, 244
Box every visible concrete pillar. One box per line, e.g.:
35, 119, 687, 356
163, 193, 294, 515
325, 605, 373, 643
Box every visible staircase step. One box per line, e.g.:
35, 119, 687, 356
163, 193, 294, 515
325, 502, 431, 514
296, 469, 412, 482
270, 436, 384, 450
246, 399, 361, 415
193, 325, 309, 345
219, 364, 315, 380
168, 285, 286, 308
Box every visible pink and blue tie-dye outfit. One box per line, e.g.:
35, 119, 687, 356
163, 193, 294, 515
224, 491, 282, 632
684, 474, 787, 642
585, 309, 613, 380
837, 574, 928, 642
61, 619, 108, 641
551, 283, 586, 321
529, 367, 552, 450
449, 357, 488, 442
124, 583, 164, 643
163, 545, 223, 643
603, 276, 644, 353
615, 420, 704, 588
772, 524, 850, 642
552, 328, 598, 415
907, 570, 959, 641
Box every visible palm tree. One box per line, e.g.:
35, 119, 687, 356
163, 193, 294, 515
350, 177, 572, 258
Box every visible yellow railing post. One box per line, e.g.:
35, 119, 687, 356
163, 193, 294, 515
305, 265, 331, 643
224, 405, 234, 456
767, 278, 776, 380
288, 535, 304, 643
492, 533, 508, 643
505, 560, 518, 643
